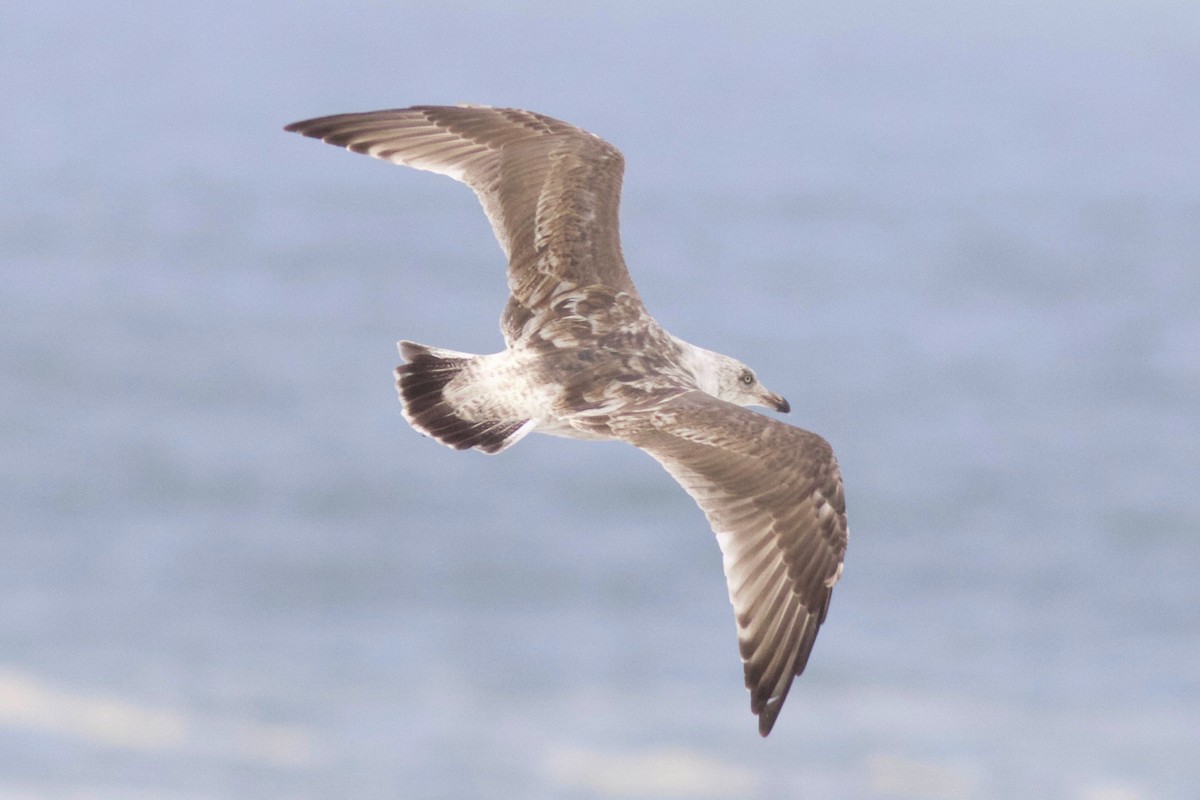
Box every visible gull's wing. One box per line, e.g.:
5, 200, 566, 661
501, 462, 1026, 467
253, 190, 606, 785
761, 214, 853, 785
285, 105, 638, 337
625, 391, 848, 736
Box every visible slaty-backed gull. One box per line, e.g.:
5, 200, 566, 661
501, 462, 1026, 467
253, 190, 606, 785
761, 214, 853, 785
285, 105, 848, 736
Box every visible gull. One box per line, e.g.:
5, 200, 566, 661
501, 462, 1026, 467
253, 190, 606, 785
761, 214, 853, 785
285, 105, 848, 736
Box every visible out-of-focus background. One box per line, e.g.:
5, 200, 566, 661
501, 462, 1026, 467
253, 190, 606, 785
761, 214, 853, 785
3, 1, 1197, 797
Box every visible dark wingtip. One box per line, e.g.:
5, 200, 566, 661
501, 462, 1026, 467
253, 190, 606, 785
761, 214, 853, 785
758, 709, 778, 737
284, 116, 329, 135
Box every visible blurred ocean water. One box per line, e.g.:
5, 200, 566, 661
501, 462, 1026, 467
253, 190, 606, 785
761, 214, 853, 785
2, 2, 1198, 798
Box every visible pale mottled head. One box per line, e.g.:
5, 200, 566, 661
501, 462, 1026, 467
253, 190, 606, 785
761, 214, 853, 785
684, 345, 791, 413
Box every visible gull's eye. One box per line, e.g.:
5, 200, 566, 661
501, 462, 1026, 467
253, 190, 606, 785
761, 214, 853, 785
739, 369, 755, 385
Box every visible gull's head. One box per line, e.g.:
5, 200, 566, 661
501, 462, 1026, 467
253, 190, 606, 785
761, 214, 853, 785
687, 346, 790, 414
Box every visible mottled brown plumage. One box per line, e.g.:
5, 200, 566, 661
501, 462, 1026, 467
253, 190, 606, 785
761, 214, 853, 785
286, 105, 848, 735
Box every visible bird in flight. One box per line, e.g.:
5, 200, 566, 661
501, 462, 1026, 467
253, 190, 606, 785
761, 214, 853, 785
285, 105, 848, 736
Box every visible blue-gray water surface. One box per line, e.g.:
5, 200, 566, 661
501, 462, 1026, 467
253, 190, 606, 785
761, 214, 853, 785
2, 2, 1198, 798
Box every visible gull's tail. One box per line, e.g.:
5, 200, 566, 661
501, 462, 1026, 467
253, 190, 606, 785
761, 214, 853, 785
394, 341, 534, 454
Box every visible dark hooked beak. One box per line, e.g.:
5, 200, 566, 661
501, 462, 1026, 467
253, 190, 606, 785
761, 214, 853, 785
766, 392, 790, 414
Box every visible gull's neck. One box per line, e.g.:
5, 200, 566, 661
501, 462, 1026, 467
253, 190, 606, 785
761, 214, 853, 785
671, 336, 723, 396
